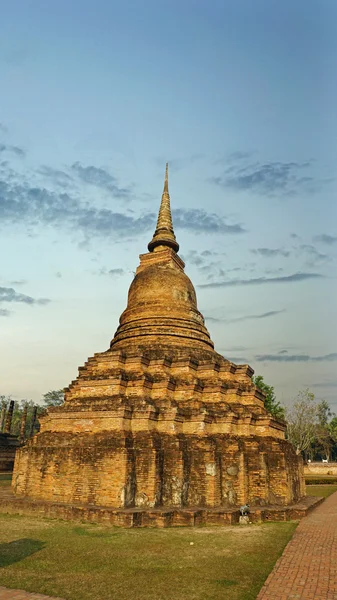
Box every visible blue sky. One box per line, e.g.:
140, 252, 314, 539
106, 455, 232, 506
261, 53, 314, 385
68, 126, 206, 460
1, 0, 336, 410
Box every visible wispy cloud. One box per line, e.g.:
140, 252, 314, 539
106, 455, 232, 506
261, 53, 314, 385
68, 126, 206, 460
0, 176, 155, 238
255, 352, 337, 363
226, 355, 250, 364
0, 144, 25, 158
0, 170, 245, 241
314, 234, 337, 245
97, 267, 125, 277
71, 162, 131, 199
9, 280, 27, 286
299, 244, 328, 267
180, 249, 227, 281
204, 316, 223, 323
182, 250, 204, 267
227, 151, 254, 162
38, 166, 73, 188
0, 308, 11, 317
212, 159, 317, 197
214, 151, 255, 166
0, 123, 8, 134
228, 310, 285, 323
199, 272, 323, 288
220, 345, 249, 352
0, 286, 50, 306
251, 247, 290, 258
205, 310, 284, 324
173, 209, 244, 234
253, 242, 330, 267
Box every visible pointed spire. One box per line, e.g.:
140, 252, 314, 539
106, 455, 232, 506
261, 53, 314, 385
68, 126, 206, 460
163, 162, 169, 192
148, 163, 180, 253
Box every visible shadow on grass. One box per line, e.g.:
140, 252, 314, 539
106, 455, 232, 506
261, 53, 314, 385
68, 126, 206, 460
0, 539, 46, 567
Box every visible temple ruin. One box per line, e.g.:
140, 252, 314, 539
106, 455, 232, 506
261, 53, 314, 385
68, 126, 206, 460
12, 165, 305, 525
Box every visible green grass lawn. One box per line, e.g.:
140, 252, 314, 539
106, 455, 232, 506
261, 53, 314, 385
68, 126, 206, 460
306, 484, 337, 498
0, 474, 12, 486
0, 477, 335, 600
0, 513, 297, 600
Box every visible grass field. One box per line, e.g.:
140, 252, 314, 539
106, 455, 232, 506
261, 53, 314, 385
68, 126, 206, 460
0, 475, 335, 600
306, 484, 337, 498
0, 514, 297, 600
0, 474, 12, 486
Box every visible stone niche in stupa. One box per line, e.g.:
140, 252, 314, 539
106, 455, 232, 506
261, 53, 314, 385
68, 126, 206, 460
12, 165, 305, 522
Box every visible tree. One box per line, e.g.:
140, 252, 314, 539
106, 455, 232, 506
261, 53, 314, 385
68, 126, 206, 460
42, 389, 64, 407
252, 375, 285, 420
329, 417, 337, 460
285, 389, 319, 455
329, 416, 337, 442
314, 400, 335, 461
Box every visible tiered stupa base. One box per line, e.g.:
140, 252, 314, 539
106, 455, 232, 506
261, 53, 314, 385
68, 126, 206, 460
13, 347, 304, 510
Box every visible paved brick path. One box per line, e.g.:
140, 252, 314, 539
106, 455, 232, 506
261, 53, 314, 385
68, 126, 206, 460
257, 491, 337, 600
0, 588, 65, 600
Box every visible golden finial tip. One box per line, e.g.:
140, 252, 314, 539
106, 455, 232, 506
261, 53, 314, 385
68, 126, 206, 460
164, 163, 169, 192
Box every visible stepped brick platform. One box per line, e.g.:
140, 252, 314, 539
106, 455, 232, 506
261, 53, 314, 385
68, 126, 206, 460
0, 485, 323, 527
12, 165, 305, 523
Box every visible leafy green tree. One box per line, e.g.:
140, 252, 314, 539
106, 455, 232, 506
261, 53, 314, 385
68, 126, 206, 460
317, 400, 333, 427
329, 416, 337, 441
252, 375, 285, 420
42, 389, 64, 407
313, 400, 335, 460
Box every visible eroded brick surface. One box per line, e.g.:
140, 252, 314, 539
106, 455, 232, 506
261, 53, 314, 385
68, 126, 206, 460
257, 491, 337, 600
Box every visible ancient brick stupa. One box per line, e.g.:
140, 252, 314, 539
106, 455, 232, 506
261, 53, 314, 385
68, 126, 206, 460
13, 165, 305, 524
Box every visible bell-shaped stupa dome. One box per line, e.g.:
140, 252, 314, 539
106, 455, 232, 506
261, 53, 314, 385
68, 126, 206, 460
111, 164, 214, 351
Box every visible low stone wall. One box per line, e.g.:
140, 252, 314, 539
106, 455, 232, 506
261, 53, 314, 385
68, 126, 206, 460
304, 463, 337, 476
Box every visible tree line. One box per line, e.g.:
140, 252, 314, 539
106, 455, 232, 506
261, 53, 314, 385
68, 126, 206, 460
252, 376, 337, 462
1, 382, 336, 461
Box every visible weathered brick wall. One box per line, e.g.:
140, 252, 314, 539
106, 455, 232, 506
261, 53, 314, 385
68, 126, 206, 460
14, 429, 303, 508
